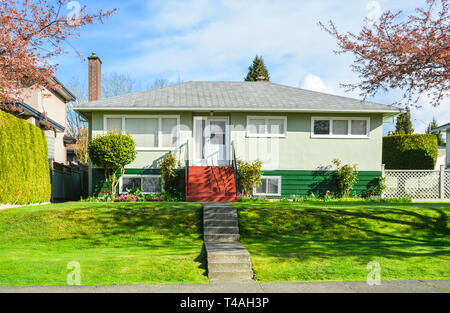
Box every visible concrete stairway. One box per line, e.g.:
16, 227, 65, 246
203, 203, 254, 282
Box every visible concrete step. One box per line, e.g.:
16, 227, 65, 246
203, 212, 237, 220
204, 219, 238, 227
204, 207, 237, 214
204, 226, 239, 234
208, 270, 254, 281
204, 234, 240, 242
207, 261, 253, 272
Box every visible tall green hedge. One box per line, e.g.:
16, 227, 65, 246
383, 134, 438, 170
0, 110, 51, 204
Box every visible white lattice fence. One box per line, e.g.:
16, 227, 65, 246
445, 171, 450, 199
384, 170, 441, 199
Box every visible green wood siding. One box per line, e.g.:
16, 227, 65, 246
261, 170, 381, 197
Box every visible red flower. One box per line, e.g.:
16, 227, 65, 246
104, 190, 110, 194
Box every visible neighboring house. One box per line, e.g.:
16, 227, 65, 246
432, 123, 449, 169
3, 78, 76, 164
75, 54, 401, 201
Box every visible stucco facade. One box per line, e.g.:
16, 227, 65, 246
88, 110, 383, 171
16, 84, 75, 164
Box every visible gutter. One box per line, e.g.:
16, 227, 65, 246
73, 106, 402, 114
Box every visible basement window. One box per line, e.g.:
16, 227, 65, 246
254, 176, 282, 197
119, 175, 163, 194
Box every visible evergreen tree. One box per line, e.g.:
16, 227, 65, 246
245, 55, 270, 81
426, 118, 445, 146
395, 107, 414, 134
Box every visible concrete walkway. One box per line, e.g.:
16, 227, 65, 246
1, 280, 449, 293
203, 203, 254, 282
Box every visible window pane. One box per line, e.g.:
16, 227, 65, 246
267, 178, 279, 195
106, 118, 122, 132
122, 177, 141, 192
125, 118, 158, 147
161, 118, 178, 147
351, 120, 367, 135
268, 119, 284, 135
314, 120, 330, 135
248, 119, 266, 135
142, 177, 162, 193
332, 120, 348, 135
256, 178, 267, 194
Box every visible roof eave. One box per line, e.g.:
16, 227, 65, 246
74, 106, 401, 115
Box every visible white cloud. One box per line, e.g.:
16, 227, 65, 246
301, 73, 334, 94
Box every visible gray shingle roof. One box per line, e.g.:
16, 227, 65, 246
74, 81, 401, 113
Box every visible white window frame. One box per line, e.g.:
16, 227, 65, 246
253, 176, 282, 197
246, 116, 287, 138
104, 115, 180, 151
311, 116, 370, 139
119, 174, 163, 195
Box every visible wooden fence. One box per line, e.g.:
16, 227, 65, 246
50, 162, 88, 202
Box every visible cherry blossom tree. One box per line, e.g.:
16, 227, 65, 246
320, 0, 449, 107
0, 0, 116, 110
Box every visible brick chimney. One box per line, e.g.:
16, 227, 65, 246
88, 53, 102, 101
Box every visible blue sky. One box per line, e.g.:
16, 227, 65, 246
54, 0, 449, 136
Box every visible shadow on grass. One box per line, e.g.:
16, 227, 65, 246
238, 202, 450, 262
51, 203, 205, 252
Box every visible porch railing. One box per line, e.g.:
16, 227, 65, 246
185, 140, 190, 197
231, 140, 239, 196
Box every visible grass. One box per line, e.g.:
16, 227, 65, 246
0, 202, 208, 286
234, 201, 450, 283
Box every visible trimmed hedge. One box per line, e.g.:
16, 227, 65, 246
383, 134, 438, 170
0, 110, 51, 204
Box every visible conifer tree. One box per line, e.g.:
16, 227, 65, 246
427, 118, 445, 146
395, 107, 414, 134
245, 55, 270, 81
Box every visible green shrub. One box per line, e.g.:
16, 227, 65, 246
159, 152, 180, 196
88, 131, 137, 199
237, 159, 263, 196
332, 159, 358, 198
383, 134, 438, 169
0, 110, 51, 204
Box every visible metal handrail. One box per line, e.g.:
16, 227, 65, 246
231, 141, 239, 196
185, 140, 189, 197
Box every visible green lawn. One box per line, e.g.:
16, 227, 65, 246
0, 202, 208, 286
234, 201, 450, 283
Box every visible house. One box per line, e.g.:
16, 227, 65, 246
3, 78, 76, 164
432, 123, 449, 169
74, 54, 401, 201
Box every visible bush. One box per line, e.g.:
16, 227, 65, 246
332, 159, 358, 198
0, 110, 51, 204
88, 131, 137, 199
159, 152, 179, 196
383, 134, 438, 169
237, 159, 263, 196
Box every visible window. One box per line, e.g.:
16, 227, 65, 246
104, 115, 180, 150
311, 117, 370, 138
119, 175, 162, 194
247, 116, 287, 137
254, 176, 282, 196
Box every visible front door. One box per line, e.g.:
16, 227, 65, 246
194, 117, 228, 166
